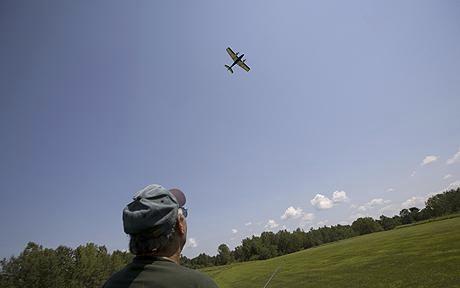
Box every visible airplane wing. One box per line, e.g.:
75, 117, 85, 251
237, 60, 250, 72
226, 47, 239, 61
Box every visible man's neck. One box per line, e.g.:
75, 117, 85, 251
149, 249, 181, 265
164, 252, 180, 265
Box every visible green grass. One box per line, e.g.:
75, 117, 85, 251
202, 217, 460, 288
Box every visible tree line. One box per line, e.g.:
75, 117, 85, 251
1, 188, 459, 287
0, 242, 132, 288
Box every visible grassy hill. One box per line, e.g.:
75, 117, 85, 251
203, 216, 460, 288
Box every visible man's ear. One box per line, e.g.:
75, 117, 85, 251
177, 215, 186, 235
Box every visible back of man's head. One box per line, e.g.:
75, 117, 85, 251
122, 184, 187, 256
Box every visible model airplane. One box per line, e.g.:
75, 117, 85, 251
225, 47, 250, 73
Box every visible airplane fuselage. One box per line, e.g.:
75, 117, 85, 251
229, 54, 244, 68
225, 47, 250, 73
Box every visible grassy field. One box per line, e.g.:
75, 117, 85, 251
203, 217, 460, 288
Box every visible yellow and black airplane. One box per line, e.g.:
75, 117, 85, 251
225, 47, 250, 73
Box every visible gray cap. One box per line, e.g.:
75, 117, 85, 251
123, 184, 186, 235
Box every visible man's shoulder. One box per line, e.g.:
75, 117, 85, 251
168, 264, 218, 287
102, 264, 138, 288
103, 261, 218, 288
178, 265, 215, 278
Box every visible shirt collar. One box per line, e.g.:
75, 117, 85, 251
133, 255, 176, 264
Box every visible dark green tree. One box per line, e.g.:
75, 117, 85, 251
351, 217, 383, 235
378, 215, 398, 230
216, 244, 232, 265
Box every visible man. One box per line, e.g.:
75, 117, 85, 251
103, 184, 218, 288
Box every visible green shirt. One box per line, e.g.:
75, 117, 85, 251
102, 256, 218, 288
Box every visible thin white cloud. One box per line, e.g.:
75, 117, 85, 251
380, 204, 400, 215
398, 181, 460, 213
443, 174, 452, 180
187, 238, 198, 248
332, 190, 349, 203
401, 196, 425, 209
387, 188, 395, 192
446, 148, 460, 165
431, 180, 460, 196
265, 219, 279, 229
311, 190, 349, 209
231, 229, 238, 234
410, 171, 416, 177
310, 194, 334, 210
369, 198, 391, 206
244, 222, 252, 226
447, 180, 460, 190
281, 206, 303, 220
357, 205, 367, 212
302, 213, 315, 221
421, 155, 438, 166
349, 213, 366, 220
403, 182, 460, 212
357, 198, 391, 212
316, 220, 329, 226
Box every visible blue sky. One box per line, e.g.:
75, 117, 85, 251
1, 0, 460, 258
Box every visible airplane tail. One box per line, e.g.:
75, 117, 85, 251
225, 65, 233, 74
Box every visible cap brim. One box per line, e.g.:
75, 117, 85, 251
169, 188, 186, 207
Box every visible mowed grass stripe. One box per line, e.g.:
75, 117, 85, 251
203, 217, 460, 288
